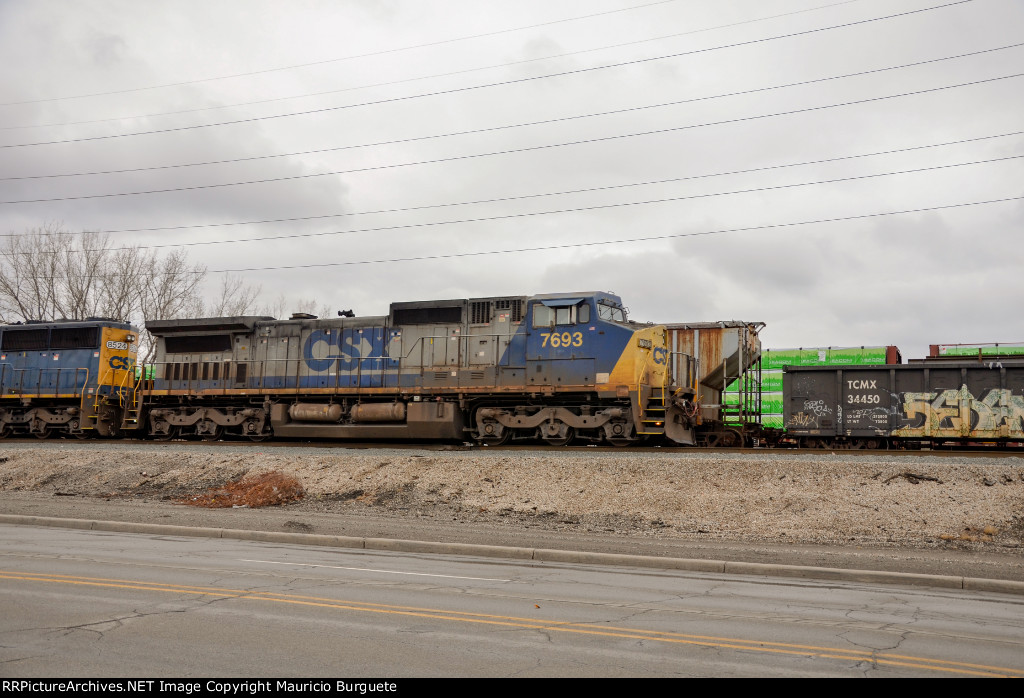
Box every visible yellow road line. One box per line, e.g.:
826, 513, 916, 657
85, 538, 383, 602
2, 570, 1020, 677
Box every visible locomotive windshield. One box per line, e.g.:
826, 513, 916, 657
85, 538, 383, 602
597, 302, 626, 323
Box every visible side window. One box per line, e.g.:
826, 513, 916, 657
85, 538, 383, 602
533, 304, 554, 328
534, 301, 591, 327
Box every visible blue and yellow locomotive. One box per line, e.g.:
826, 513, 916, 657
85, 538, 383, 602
0, 319, 139, 437
141, 291, 698, 445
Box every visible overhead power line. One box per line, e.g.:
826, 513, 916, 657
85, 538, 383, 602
3, 70, 1019, 206
4, 128, 1017, 238
7, 41, 1018, 182
0, 0, 688, 107
0, 0, 868, 130
209, 196, 1024, 274
5, 154, 1019, 258
0, 1, 972, 149
10, 195, 1021, 280
107, 155, 1024, 251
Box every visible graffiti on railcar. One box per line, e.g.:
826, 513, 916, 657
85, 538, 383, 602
787, 398, 835, 428
892, 385, 1024, 438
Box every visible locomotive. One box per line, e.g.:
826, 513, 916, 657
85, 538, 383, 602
0, 291, 700, 445
0, 318, 138, 438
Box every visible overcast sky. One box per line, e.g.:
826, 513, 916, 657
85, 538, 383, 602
1, 0, 1021, 360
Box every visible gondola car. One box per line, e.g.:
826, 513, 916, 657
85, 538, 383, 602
783, 361, 1024, 448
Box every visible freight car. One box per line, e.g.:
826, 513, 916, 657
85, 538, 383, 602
783, 361, 1024, 448
138, 291, 700, 446
0, 319, 139, 438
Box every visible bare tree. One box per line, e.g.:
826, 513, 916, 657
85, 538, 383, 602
207, 273, 262, 317
258, 292, 288, 320
0, 225, 208, 361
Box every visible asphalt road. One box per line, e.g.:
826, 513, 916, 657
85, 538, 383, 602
3, 524, 1024, 677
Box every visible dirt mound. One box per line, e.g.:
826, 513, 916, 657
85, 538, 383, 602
175, 470, 305, 508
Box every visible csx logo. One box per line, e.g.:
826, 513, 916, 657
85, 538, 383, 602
652, 347, 667, 365
109, 356, 135, 371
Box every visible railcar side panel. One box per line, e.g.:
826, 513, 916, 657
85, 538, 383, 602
784, 362, 1024, 444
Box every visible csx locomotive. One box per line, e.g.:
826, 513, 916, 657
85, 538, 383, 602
0, 319, 138, 438
0, 292, 699, 445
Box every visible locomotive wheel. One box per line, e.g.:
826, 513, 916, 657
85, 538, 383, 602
607, 437, 635, 447
542, 427, 575, 447
0, 424, 9, 439
478, 429, 512, 446
33, 427, 53, 439
247, 433, 270, 442
201, 427, 223, 442
73, 431, 91, 440
153, 426, 178, 441
198, 422, 222, 441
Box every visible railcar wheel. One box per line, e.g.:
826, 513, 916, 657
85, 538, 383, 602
717, 429, 743, 448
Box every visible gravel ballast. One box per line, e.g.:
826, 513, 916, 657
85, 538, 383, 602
0, 443, 1021, 550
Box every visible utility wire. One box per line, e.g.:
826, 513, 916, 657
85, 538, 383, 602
0, 1, 972, 149
3, 70, 1018, 206
11, 195, 1021, 279
0, 0, 867, 130
5, 128, 1018, 238
0, 0, 688, 107
210, 196, 1024, 273
5, 154, 1019, 256
6, 41, 1018, 182
104, 155, 1024, 251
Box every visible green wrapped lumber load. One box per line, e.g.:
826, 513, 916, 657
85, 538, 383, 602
725, 345, 899, 430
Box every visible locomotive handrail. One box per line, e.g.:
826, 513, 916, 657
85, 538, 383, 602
78, 368, 91, 412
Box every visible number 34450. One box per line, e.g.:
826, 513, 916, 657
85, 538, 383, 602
541, 332, 583, 348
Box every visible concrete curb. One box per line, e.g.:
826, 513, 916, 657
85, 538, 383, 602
3, 514, 1023, 596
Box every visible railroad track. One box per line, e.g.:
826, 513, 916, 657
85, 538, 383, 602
2, 437, 1023, 458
